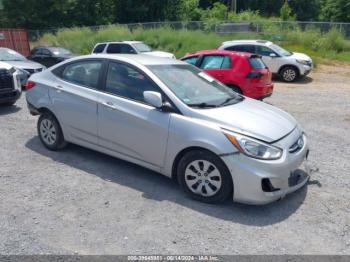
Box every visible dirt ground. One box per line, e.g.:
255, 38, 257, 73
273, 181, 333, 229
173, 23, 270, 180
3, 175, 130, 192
0, 64, 349, 255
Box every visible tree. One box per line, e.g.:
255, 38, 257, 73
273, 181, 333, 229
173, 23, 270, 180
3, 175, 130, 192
320, 0, 350, 22
280, 1, 295, 21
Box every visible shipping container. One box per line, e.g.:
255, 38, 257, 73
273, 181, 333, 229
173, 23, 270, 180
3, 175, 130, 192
0, 28, 31, 56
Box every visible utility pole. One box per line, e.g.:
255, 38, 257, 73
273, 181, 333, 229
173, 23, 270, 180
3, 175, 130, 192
230, 0, 237, 13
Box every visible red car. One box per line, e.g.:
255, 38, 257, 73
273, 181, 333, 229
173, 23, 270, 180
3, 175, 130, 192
181, 50, 274, 100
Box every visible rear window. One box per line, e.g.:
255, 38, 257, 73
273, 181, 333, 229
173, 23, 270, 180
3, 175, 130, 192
182, 56, 198, 66
106, 43, 135, 54
249, 57, 266, 69
93, 44, 106, 54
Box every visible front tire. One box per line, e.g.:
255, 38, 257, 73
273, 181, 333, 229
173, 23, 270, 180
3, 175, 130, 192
177, 150, 233, 204
280, 66, 298, 82
37, 112, 67, 151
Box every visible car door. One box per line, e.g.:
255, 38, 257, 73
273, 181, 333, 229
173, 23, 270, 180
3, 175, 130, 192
198, 55, 232, 84
28, 48, 44, 65
41, 48, 56, 67
255, 45, 280, 72
51, 59, 104, 145
97, 61, 171, 168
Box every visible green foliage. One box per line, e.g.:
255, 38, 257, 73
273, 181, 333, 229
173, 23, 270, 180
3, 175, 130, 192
198, 2, 227, 22
280, 1, 296, 21
320, 0, 350, 22
34, 24, 350, 63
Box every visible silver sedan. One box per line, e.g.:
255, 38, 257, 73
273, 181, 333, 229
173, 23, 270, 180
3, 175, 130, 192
25, 54, 310, 205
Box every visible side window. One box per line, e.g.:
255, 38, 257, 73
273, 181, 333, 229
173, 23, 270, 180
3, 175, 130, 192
31, 48, 42, 55
42, 49, 51, 56
182, 56, 199, 66
93, 44, 106, 54
256, 45, 276, 56
225, 45, 255, 53
105, 62, 160, 103
106, 44, 136, 54
200, 55, 231, 69
61, 60, 102, 88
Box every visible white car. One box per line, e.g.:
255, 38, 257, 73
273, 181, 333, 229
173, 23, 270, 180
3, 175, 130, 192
218, 40, 313, 82
92, 41, 176, 59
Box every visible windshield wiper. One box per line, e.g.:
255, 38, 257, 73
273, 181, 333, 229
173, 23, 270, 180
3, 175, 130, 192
187, 102, 218, 108
219, 96, 243, 106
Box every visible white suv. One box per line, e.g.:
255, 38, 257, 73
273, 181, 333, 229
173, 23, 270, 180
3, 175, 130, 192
92, 41, 176, 59
218, 40, 313, 82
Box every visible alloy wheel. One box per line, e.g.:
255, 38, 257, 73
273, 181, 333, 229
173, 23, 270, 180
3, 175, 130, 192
39, 118, 57, 145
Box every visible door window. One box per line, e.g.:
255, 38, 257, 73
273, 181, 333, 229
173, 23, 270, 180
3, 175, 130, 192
105, 62, 160, 103
182, 56, 199, 66
225, 45, 255, 53
42, 49, 51, 56
256, 45, 276, 56
93, 44, 106, 54
200, 55, 231, 69
106, 44, 136, 54
61, 60, 102, 88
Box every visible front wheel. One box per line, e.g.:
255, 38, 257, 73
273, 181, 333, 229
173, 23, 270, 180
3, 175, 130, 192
280, 67, 298, 82
177, 150, 233, 204
37, 112, 67, 150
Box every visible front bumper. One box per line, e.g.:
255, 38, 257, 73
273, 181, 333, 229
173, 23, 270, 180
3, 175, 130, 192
299, 64, 312, 76
0, 89, 21, 104
221, 127, 310, 205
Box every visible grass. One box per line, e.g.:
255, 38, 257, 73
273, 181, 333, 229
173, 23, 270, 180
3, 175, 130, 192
34, 25, 350, 64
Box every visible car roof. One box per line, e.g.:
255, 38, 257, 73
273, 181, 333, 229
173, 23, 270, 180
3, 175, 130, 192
182, 49, 251, 58
221, 40, 273, 46
66, 54, 184, 66
95, 41, 143, 45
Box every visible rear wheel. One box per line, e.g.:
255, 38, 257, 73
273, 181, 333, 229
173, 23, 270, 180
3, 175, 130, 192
37, 112, 67, 150
177, 150, 233, 203
280, 66, 298, 82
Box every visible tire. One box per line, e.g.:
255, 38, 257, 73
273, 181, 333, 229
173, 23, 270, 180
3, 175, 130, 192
177, 150, 233, 204
1, 100, 16, 106
227, 85, 242, 94
37, 112, 67, 151
280, 66, 298, 82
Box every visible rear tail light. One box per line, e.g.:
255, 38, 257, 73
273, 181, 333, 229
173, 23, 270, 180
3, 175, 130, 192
246, 72, 264, 78
24, 81, 36, 90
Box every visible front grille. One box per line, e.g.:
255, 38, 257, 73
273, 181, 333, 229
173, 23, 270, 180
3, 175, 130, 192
289, 135, 304, 153
0, 69, 14, 90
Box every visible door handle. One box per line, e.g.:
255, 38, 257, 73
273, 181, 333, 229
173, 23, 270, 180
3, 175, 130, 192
56, 85, 64, 92
102, 101, 117, 110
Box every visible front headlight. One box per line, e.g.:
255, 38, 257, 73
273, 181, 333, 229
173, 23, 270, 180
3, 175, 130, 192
224, 132, 283, 160
296, 59, 309, 65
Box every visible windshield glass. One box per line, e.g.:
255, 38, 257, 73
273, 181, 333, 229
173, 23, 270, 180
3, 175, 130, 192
133, 43, 152, 53
270, 44, 292, 56
49, 47, 72, 56
148, 64, 243, 108
0, 48, 26, 61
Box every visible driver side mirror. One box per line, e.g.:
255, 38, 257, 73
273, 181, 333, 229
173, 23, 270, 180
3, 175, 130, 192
144, 91, 163, 108
144, 91, 175, 113
269, 53, 277, 58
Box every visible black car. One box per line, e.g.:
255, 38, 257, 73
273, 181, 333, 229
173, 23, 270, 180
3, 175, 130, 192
27, 47, 75, 68
0, 63, 21, 106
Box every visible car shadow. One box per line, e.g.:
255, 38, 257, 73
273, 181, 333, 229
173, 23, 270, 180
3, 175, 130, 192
0, 104, 21, 115
273, 76, 313, 85
25, 136, 309, 226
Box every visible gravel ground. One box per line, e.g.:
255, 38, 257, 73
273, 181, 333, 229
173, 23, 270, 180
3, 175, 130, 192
0, 64, 349, 255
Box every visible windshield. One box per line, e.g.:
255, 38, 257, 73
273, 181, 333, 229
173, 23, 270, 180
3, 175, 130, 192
133, 43, 152, 53
0, 48, 26, 61
148, 64, 243, 108
270, 44, 292, 56
49, 47, 72, 56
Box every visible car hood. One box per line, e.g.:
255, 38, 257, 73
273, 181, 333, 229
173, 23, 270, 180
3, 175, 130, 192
290, 52, 312, 62
144, 51, 175, 58
0, 61, 12, 70
5, 60, 44, 70
191, 98, 297, 143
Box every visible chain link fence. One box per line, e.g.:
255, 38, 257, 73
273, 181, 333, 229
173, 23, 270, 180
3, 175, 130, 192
28, 20, 350, 42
